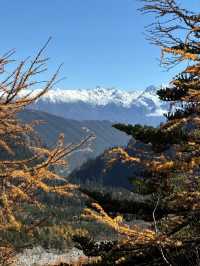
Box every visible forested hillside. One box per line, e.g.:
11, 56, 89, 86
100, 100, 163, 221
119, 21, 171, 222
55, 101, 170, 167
70, 139, 154, 189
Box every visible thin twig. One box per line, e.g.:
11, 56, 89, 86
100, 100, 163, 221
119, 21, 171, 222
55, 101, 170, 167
153, 195, 173, 266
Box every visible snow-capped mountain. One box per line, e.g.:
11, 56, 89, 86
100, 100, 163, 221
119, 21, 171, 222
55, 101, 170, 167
31, 86, 169, 126
36, 86, 140, 107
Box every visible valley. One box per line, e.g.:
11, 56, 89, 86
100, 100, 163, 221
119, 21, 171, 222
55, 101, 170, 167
1, 0, 199, 264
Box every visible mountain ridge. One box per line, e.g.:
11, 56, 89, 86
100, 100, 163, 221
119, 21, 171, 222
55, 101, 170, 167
18, 109, 129, 173
30, 86, 169, 126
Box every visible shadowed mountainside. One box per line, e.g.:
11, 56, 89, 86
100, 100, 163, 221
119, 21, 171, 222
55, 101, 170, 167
18, 109, 129, 173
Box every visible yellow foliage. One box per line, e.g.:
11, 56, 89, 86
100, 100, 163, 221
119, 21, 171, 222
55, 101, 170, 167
154, 161, 174, 172
107, 147, 140, 166
83, 203, 156, 243
0, 45, 92, 263
163, 47, 199, 61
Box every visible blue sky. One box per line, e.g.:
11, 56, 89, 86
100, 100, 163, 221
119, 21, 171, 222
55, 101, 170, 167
0, 0, 199, 90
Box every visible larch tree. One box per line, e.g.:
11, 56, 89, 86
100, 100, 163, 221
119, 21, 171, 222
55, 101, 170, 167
0, 40, 92, 265
73, 1, 200, 265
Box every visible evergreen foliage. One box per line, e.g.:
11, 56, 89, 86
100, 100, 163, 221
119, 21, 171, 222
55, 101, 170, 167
113, 123, 187, 151
73, 1, 200, 265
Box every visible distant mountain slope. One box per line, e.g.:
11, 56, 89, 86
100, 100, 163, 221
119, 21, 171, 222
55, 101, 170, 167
30, 86, 168, 126
70, 115, 200, 191
70, 139, 154, 189
18, 110, 129, 173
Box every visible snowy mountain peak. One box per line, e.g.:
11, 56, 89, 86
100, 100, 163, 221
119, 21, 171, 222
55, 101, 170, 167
31, 86, 169, 126
36, 87, 141, 108
143, 85, 157, 95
